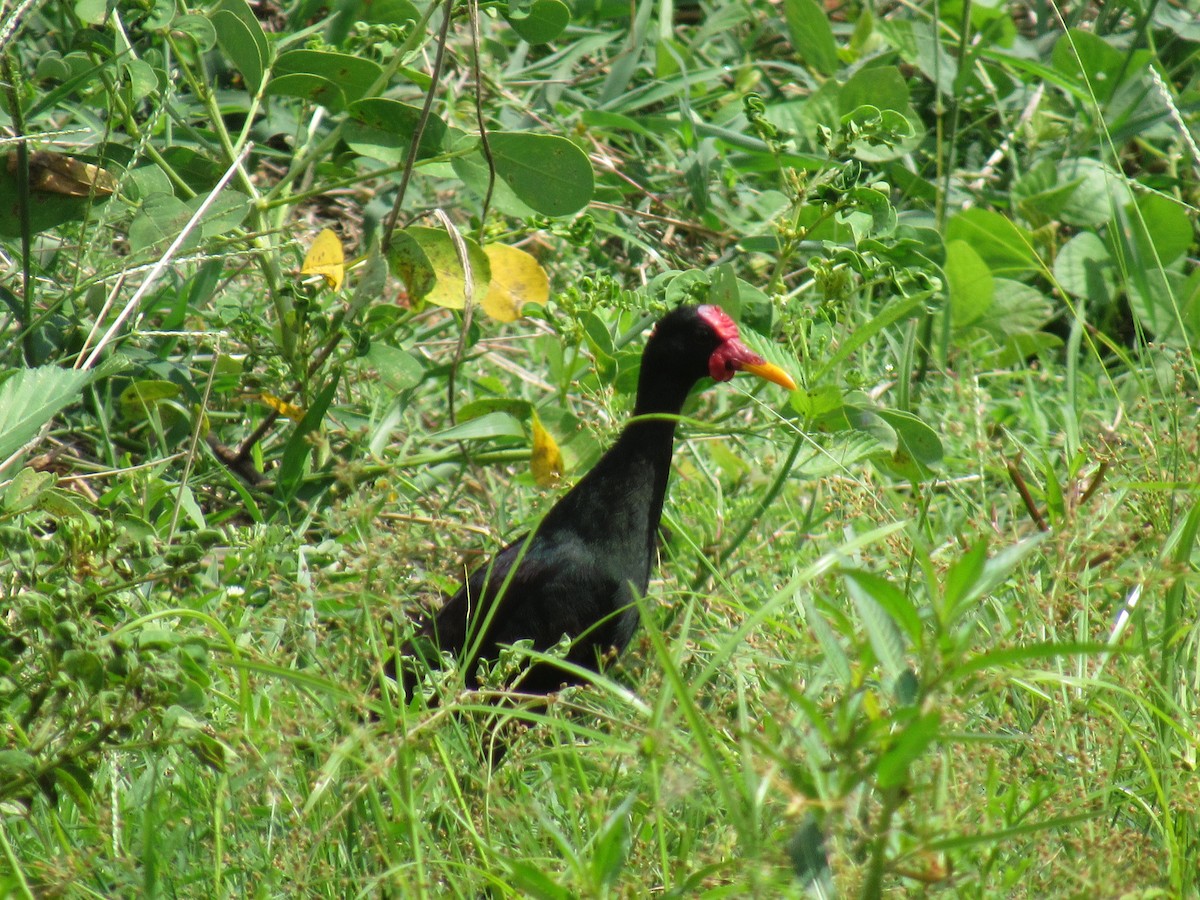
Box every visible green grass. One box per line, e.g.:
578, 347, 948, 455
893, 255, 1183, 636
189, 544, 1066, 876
2, 0, 1199, 896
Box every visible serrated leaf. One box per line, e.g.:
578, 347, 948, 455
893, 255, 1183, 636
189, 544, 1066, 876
0, 366, 95, 461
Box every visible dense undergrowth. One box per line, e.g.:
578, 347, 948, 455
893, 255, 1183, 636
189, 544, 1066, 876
2, 0, 1199, 896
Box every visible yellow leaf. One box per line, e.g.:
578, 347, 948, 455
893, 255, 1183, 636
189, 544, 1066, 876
530, 410, 563, 487
301, 228, 345, 291
259, 392, 306, 423
481, 243, 550, 322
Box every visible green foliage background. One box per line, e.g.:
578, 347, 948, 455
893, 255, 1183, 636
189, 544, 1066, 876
1, 0, 1199, 895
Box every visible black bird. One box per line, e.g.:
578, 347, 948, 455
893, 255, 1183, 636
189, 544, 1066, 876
397, 304, 796, 701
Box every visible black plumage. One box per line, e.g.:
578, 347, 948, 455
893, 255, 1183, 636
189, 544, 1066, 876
397, 304, 795, 701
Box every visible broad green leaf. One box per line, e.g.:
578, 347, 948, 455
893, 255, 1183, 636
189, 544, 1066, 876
488, 132, 594, 217
346, 99, 447, 164
945, 209, 1039, 278
172, 14, 217, 50
783, 0, 838, 76
505, 0, 570, 44
944, 238, 994, 328
367, 343, 423, 393
211, 0, 268, 93
195, 190, 249, 239
1057, 158, 1132, 228
271, 50, 383, 110
3, 466, 55, 513
266, 73, 346, 110
1054, 231, 1116, 303
128, 193, 194, 254
874, 409, 943, 470
1051, 29, 1124, 102
0, 366, 95, 461
1120, 193, 1193, 269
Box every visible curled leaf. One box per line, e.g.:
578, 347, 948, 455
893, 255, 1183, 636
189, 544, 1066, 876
530, 410, 563, 487
11, 151, 116, 197
259, 392, 306, 423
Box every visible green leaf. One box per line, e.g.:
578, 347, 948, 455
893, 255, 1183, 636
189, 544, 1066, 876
1119, 192, 1193, 269
945, 209, 1040, 278
783, 0, 838, 75
1051, 29, 1124, 103
505, 0, 571, 45
346, 99, 447, 164
119, 379, 182, 417
944, 238, 994, 328
432, 412, 526, 442
366, 343, 423, 393
0, 750, 37, 776
172, 14, 217, 50
945, 534, 1048, 625
270, 50, 383, 110
1054, 231, 1115, 303
488, 132, 594, 217
211, 0, 268, 94
0, 366, 95, 461
874, 409, 943, 471
844, 570, 908, 679
3, 466, 56, 513
844, 569, 923, 646
942, 538, 988, 618
276, 375, 340, 499
266, 73, 346, 110
505, 861, 573, 900
128, 193, 195, 254
875, 710, 940, 790
1056, 158, 1132, 228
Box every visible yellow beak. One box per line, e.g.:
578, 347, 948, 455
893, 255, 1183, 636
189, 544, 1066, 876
740, 360, 797, 391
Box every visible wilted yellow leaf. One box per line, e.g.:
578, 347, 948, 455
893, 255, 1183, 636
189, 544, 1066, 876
259, 392, 306, 423
301, 228, 345, 291
481, 243, 550, 322
530, 410, 563, 487
12, 151, 116, 197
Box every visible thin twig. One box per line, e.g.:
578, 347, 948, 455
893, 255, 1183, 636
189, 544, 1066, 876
382, 0, 455, 251
1005, 453, 1048, 532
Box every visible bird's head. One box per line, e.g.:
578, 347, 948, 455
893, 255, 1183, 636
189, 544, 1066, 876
648, 304, 797, 392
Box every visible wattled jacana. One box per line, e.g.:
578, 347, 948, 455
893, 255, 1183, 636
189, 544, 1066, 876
397, 304, 796, 701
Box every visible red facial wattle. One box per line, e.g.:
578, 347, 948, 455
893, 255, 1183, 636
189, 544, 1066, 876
696, 305, 798, 390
